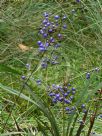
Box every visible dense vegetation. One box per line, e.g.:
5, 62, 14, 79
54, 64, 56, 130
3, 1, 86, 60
0, 0, 102, 136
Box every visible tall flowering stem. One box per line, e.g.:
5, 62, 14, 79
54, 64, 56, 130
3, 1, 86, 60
87, 92, 102, 136
87, 108, 98, 136
62, 88, 65, 136
76, 109, 88, 136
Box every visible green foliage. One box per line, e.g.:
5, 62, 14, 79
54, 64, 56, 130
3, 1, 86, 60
0, 0, 102, 136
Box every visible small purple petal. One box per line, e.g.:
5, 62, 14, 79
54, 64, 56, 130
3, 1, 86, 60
41, 62, 47, 68
21, 75, 26, 80
39, 29, 44, 34
64, 93, 68, 97
86, 72, 90, 79
52, 98, 57, 103
36, 79, 41, 85
72, 87, 76, 91
58, 33, 62, 38
65, 107, 70, 111
50, 37, 55, 43
26, 63, 30, 69
37, 41, 42, 45
58, 97, 63, 102
76, 0, 80, 2
48, 28, 53, 33
49, 92, 55, 97
64, 99, 71, 104
43, 12, 49, 17
62, 15, 67, 20
63, 24, 67, 29
54, 15, 60, 19
43, 33, 48, 38
81, 104, 85, 109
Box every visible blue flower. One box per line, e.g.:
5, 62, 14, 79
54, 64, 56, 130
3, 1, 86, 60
62, 15, 67, 20
49, 92, 55, 97
65, 107, 70, 111
26, 63, 30, 69
39, 46, 46, 52
76, 0, 80, 2
54, 15, 60, 19
55, 93, 60, 99
67, 90, 71, 94
63, 24, 67, 29
52, 98, 57, 103
68, 83, 71, 86
42, 27, 46, 31
50, 37, 55, 43
64, 99, 71, 104
70, 96, 74, 100
64, 93, 68, 97
47, 22, 50, 26
45, 42, 49, 47
58, 97, 63, 102
43, 33, 48, 38
37, 41, 42, 45
43, 12, 49, 17
72, 91, 76, 95
21, 75, 26, 80
39, 29, 44, 34
83, 109, 87, 113
81, 104, 85, 109
51, 61, 59, 65
54, 43, 60, 48
41, 62, 47, 69
58, 33, 62, 38
42, 19, 48, 24
48, 28, 53, 33
95, 67, 99, 72
72, 9, 76, 14
72, 87, 76, 91
36, 79, 41, 85
99, 114, 102, 118
86, 72, 90, 79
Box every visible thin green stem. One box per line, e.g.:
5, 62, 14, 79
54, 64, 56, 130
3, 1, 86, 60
62, 93, 65, 136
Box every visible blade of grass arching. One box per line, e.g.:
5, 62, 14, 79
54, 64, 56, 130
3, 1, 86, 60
25, 83, 60, 136
0, 64, 21, 75
0, 83, 35, 104
0, 82, 50, 115
0, 82, 51, 117
0, 83, 60, 136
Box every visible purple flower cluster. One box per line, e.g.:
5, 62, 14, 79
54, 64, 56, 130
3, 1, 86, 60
48, 83, 76, 114
37, 12, 67, 51
36, 12, 67, 68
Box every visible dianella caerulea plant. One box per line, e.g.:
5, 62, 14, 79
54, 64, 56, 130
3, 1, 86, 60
0, 3, 102, 135
20, 11, 102, 136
